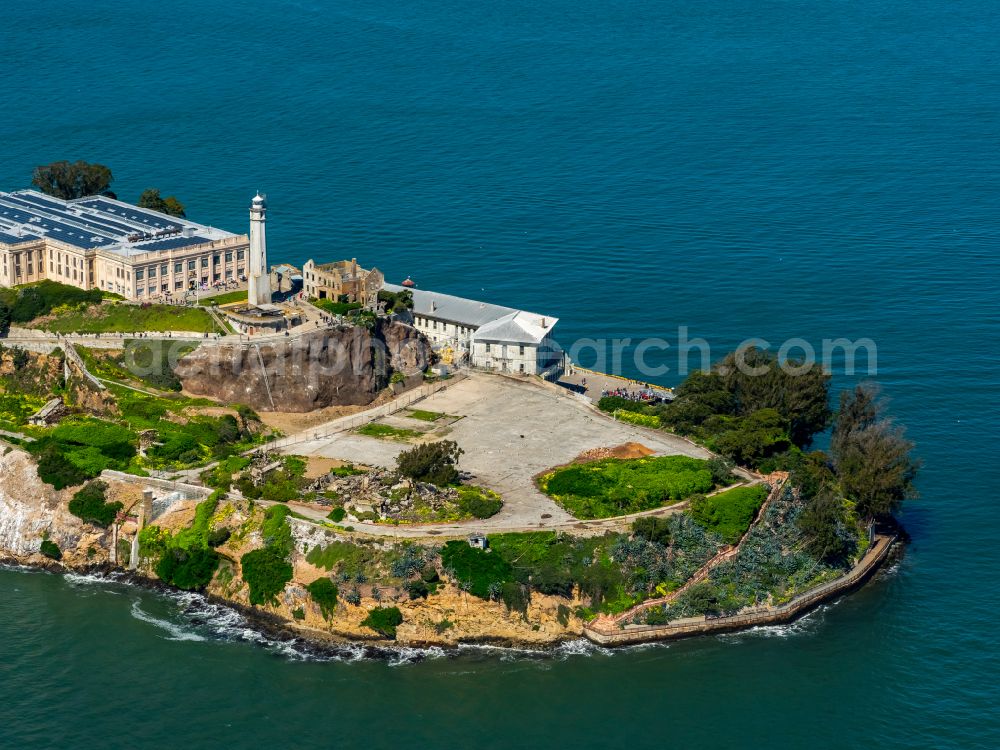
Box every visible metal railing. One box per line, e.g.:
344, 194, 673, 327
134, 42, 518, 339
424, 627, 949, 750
257, 373, 466, 452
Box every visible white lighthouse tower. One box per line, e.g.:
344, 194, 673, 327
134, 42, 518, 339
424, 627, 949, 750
247, 192, 272, 307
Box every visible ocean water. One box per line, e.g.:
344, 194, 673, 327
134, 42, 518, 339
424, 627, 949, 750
1, 1, 999, 748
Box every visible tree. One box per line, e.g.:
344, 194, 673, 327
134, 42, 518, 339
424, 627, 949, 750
68, 481, 123, 527
797, 489, 853, 564
360, 606, 403, 638
830, 385, 879, 459
0, 301, 10, 337
395, 440, 464, 486
716, 347, 831, 447
831, 385, 919, 519
138, 188, 186, 217
32, 161, 113, 200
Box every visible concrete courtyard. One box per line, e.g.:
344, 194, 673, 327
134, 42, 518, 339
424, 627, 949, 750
283, 373, 712, 531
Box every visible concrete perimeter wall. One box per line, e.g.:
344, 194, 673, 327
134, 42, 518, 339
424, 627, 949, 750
585, 533, 896, 646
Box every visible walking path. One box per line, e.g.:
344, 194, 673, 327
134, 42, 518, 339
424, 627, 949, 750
588, 473, 785, 632
584, 531, 896, 645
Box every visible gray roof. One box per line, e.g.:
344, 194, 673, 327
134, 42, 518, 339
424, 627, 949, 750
0, 190, 236, 255
384, 283, 520, 328
384, 283, 558, 344
473, 310, 558, 345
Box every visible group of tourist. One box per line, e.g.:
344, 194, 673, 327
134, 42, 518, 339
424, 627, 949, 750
600, 385, 664, 403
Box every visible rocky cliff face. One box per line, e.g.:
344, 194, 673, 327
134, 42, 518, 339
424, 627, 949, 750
0, 447, 108, 567
174, 320, 431, 412
0, 446, 584, 649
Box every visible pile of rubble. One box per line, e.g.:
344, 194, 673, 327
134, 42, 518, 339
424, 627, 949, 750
318, 468, 460, 521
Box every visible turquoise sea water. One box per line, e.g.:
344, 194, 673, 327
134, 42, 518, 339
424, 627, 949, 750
1, 1, 999, 747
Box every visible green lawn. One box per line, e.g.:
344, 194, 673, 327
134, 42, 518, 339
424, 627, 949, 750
33, 303, 221, 334
199, 290, 248, 306
406, 409, 455, 422
688, 484, 768, 544
355, 423, 421, 441
538, 455, 715, 519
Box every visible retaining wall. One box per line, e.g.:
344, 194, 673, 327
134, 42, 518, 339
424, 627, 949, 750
585, 533, 896, 646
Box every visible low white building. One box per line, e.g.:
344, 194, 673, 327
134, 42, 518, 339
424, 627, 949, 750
383, 283, 562, 377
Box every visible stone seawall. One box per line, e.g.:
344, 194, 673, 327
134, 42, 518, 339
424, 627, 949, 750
585, 533, 896, 646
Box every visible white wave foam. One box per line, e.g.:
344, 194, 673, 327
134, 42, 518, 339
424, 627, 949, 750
718, 605, 828, 641
130, 600, 207, 642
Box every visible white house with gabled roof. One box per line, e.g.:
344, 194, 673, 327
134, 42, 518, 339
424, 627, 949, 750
383, 283, 563, 377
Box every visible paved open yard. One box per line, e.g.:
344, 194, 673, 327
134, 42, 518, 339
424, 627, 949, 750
284, 373, 711, 532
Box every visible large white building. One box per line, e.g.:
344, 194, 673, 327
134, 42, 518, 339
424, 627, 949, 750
0, 190, 249, 300
384, 283, 563, 377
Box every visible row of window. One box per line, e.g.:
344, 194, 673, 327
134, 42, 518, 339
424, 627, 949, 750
135, 251, 245, 282
483, 343, 527, 356
414, 315, 474, 338
135, 268, 245, 296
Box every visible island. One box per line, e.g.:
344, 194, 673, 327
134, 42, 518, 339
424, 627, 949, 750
0, 188, 918, 651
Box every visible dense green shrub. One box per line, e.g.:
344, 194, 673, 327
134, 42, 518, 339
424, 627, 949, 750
688, 484, 768, 545
455, 486, 503, 519
138, 525, 171, 561
615, 410, 662, 429
407, 579, 432, 599
234, 456, 308, 502
306, 577, 339, 619
395, 440, 463, 486
171, 493, 221, 550
241, 547, 294, 606
39, 539, 62, 561
327, 507, 347, 523
312, 298, 362, 316
597, 396, 652, 415
35, 445, 89, 489
241, 505, 294, 606
377, 289, 413, 314
361, 606, 403, 638
539, 455, 714, 519
631, 516, 673, 546
68, 481, 122, 527
501, 581, 530, 614
7, 280, 103, 323
207, 528, 231, 548
796, 490, 856, 564
156, 546, 220, 591
31, 417, 137, 487
652, 349, 832, 467
440, 541, 514, 599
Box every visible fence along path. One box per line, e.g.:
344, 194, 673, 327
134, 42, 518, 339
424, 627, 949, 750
256, 373, 466, 452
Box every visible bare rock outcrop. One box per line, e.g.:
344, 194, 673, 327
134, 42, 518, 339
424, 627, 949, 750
0, 447, 107, 567
174, 320, 431, 412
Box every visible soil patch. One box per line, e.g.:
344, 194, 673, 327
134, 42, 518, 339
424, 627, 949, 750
574, 442, 655, 463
